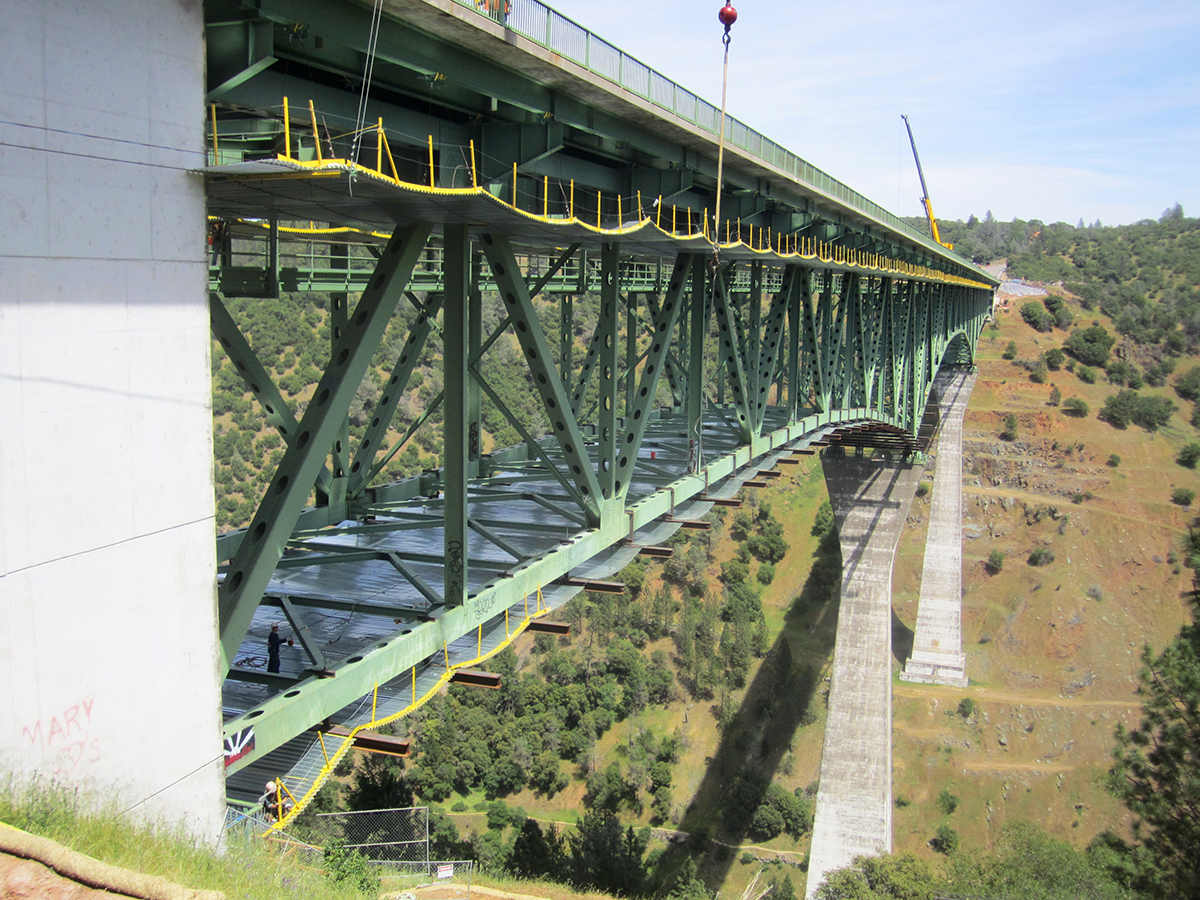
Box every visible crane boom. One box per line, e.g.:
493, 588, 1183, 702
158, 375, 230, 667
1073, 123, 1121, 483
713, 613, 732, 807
901, 115, 951, 250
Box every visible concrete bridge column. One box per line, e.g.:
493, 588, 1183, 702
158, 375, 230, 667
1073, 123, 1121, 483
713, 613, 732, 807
900, 369, 977, 687
0, 0, 224, 835
806, 456, 923, 897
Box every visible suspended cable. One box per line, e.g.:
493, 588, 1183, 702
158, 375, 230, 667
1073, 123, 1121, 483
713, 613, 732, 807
695, 3, 737, 474
349, 0, 386, 190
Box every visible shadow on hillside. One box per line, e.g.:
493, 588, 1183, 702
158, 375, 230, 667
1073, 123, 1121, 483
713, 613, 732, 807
650, 528, 843, 892
891, 609, 915, 664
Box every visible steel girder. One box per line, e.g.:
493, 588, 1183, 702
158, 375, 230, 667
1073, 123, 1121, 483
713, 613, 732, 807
213, 230, 993, 773
216, 223, 432, 674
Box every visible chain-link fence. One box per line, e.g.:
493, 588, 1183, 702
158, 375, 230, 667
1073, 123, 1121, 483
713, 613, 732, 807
316, 806, 430, 864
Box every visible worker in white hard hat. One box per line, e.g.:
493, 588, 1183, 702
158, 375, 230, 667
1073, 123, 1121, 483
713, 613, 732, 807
258, 780, 278, 822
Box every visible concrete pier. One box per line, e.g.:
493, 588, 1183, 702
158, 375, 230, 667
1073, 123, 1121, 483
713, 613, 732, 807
900, 370, 977, 688
806, 457, 924, 898
0, 0, 224, 836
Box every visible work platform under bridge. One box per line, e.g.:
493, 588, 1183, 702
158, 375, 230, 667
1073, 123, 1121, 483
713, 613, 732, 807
204, 0, 997, 819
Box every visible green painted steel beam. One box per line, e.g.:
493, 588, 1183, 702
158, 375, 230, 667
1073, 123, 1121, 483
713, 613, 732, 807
711, 268, 754, 442
443, 224, 470, 607
217, 223, 432, 676
480, 232, 604, 523
209, 293, 332, 494
615, 254, 692, 500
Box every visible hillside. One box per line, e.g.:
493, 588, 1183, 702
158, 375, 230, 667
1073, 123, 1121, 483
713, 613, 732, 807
890, 282, 1197, 862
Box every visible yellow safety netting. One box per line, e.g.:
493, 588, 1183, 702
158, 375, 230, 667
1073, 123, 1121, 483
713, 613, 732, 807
266, 589, 550, 834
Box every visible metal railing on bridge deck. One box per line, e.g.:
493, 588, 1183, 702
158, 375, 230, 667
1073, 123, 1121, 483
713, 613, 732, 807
461, 0, 947, 254
209, 220, 791, 296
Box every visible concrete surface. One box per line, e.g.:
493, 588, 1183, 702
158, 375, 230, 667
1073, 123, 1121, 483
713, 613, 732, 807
806, 457, 923, 898
900, 370, 977, 687
0, 1, 225, 836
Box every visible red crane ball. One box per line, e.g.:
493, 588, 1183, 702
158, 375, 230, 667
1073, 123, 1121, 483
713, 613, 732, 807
718, 3, 738, 27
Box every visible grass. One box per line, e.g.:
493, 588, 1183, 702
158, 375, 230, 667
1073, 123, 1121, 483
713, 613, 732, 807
0, 777, 379, 900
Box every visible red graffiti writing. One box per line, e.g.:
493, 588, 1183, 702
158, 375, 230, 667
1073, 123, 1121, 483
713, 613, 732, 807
20, 698, 101, 777
21, 698, 94, 750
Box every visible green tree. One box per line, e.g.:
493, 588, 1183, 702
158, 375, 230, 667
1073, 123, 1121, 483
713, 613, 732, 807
510, 818, 565, 880
1045, 347, 1066, 370
1021, 301, 1054, 333
814, 853, 936, 900
1113, 641, 1200, 898
1000, 413, 1018, 441
932, 824, 960, 855
1172, 488, 1195, 507
1175, 366, 1200, 402
1064, 325, 1116, 367
987, 549, 1004, 574
1063, 397, 1090, 417
946, 822, 1130, 899
567, 809, 649, 895
935, 788, 959, 815
1178, 442, 1200, 468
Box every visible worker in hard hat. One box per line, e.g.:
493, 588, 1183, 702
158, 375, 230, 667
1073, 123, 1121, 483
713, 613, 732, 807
258, 780, 292, 823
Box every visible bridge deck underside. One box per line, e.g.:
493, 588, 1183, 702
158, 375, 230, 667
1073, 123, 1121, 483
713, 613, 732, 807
204, 161, 992, 285
222, 406, 845, 804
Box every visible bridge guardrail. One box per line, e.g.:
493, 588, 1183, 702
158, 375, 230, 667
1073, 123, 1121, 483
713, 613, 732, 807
460, 0, 951, 257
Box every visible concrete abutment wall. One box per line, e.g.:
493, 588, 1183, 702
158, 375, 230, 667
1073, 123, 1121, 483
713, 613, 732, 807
0, 0, 225, 836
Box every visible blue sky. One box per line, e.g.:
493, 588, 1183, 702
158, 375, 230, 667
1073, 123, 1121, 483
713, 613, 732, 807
543, 0, 1200, 226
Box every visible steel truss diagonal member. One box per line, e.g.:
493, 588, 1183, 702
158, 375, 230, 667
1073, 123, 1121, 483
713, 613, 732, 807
479, 232, 604, 523
217, 223, 433, 675
753, 266, 797, 433
347, 291, 442, 498
614, 252, 693, 499
710, 265, 754, 441
209, 294, 332, 497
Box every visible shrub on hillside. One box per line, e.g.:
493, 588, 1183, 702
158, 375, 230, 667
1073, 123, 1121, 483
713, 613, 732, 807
1003, 341, 1018, 361
1063, 397, 1090, 417
936, 789, 959, 815
1020, 301, 1055, 333
1178, 443, 1200, 469
1000, 413, 1018, 441
1098, 390, 1175, 431
1174, 366, 1200, 401
1045, 347, 1066, 370
932, 824, 960, 855
1171, 488, 1195, 507
1028, 547, 1056, 566
1043, 295, 1073, 330
1145, 357, 1176, 388
1107, 454, 1121, 467
986, 550, 1005, 574
1063, 325, 1116, 367
1077, 365, 1097, 384
1105, 360, 1141, 388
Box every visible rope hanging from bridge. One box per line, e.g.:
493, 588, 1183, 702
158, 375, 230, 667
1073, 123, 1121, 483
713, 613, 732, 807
348, 0, 386, 189
695, 2, 737, 474
711, 2, 737, 255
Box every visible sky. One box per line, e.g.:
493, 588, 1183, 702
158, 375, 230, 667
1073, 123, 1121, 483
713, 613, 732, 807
541, 0, 1200, 227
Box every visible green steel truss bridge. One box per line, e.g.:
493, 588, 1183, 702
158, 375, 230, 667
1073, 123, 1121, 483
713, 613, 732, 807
205, 0, 997, 813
